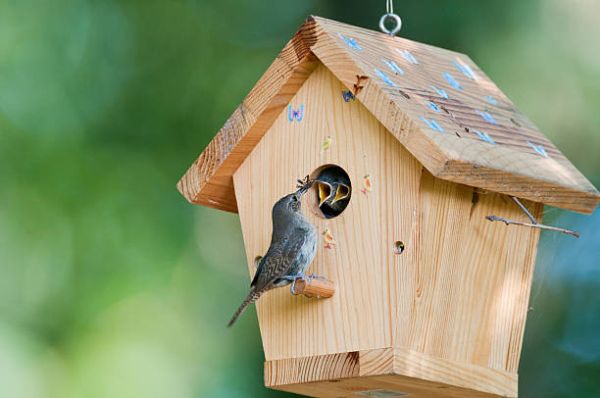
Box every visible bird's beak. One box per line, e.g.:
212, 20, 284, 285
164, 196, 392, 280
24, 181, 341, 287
317, 181, 333, 207
295, 178, 314, 197
331, 183, 350, 205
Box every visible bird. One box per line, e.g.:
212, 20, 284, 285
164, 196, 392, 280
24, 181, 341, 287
315, 167, 351, 218
227, 176, 318, 327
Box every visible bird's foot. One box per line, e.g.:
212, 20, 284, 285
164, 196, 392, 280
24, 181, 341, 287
281, 273, 306, 295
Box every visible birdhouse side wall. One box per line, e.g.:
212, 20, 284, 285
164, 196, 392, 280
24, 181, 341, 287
396, 172, 542, 374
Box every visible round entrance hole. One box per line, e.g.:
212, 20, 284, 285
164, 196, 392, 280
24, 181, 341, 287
309, 165, 352, 219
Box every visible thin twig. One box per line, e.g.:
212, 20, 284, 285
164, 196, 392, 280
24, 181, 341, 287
511, 197, 538, 224
485, 215, 580, 238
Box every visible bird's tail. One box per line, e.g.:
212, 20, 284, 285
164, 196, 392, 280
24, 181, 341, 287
227, 290, 262, 327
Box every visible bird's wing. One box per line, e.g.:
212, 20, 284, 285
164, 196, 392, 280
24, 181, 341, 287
250, 256, 265, 287
251, 228, 309, 291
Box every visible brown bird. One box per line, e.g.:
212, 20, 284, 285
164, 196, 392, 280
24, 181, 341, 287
228, 177, 317, 327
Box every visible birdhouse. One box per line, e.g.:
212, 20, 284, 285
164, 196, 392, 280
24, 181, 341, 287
177, 16, 599, 398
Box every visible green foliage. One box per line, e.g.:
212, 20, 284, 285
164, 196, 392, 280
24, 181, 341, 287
0, 1, 598, 397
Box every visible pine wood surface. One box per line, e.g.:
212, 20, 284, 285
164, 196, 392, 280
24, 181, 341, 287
233, 65, 542, 396
265, 348, 518, 397
178, 15, 599, 213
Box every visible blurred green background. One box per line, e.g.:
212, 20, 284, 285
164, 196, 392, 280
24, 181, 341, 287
1, 1, 599, 397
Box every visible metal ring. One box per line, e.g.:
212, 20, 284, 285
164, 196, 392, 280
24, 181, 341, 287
379, 13, 402, 36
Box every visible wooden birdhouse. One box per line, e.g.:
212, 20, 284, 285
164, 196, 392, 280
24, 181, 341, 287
177, 16, 600, 398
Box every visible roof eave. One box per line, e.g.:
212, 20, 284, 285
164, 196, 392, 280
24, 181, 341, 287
177, 15, 600, 215
177, 18, 320, 212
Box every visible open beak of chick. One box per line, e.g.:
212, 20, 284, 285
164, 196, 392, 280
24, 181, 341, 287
332, 183, 350, 204
316, 181, 351, 207
317, 180, 334, 207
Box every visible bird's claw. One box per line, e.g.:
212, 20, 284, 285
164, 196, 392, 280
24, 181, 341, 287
286, 273, 306, 295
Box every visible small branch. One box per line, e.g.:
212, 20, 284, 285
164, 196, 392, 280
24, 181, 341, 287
511, 197, 538, 224
485, 215, 580, 238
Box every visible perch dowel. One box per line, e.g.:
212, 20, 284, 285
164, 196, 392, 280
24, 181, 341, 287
292, 276, 335, 299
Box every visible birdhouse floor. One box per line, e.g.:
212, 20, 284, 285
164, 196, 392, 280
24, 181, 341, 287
265, 347, 517, 398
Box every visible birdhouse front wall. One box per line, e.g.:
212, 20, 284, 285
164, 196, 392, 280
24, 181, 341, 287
233, 63, 421, 361
233, 63, 542, 396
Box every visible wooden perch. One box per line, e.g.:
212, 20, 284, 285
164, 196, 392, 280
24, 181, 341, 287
291, 276, 335, 299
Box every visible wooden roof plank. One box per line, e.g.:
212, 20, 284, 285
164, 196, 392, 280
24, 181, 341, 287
177, 16, 600, 214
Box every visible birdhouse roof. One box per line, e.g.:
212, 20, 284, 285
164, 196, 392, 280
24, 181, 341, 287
177, 16, 600, 214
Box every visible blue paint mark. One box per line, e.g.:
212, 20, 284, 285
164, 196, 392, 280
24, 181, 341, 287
287, 104, 304, 122
420, 116, 444, 133
397, 49, 419, 65
338, 33, 362, 51
342, 90, 355, 102
528, 141, 549, 158
427, 101, 441, 113
474, 130, 495, 144
478, 111, 498, 125
443, 72, 463, 90
383, 59, 405, 75
486, 95, 498, 106
453, 59, 477, 80
374, 68, 396, 87
431, 85, 449, 99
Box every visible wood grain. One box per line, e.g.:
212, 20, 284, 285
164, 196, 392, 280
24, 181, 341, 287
393, 172, 543, 373
233, 64, 414, 361
265, 348, 517, 397
178, 15, 599, 213
234, 65, 540, 397
264, 351, 359, 387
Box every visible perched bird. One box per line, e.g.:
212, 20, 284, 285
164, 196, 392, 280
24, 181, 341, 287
315, 167, 351, 218
227, 177, 318, 327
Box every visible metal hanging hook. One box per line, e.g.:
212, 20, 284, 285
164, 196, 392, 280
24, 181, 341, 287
379, 0, 402, 36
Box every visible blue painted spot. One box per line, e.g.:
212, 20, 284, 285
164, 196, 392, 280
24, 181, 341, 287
383, 59, 405, 75
486, 95, 498, 106
432, 85, 449, 99
288, 104, 304, 122
528, 141, 549, 158
478, 111, 498, 125
342, 90, 355, 102
443, 72, 463, 90
474, 130, 495, 144
374, 68, 396, 87
453, 59, 477, 80
427, 101, 441, 113
338, 33, 362, 51
397, 49, 419, 65
420, 116, 444, 133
